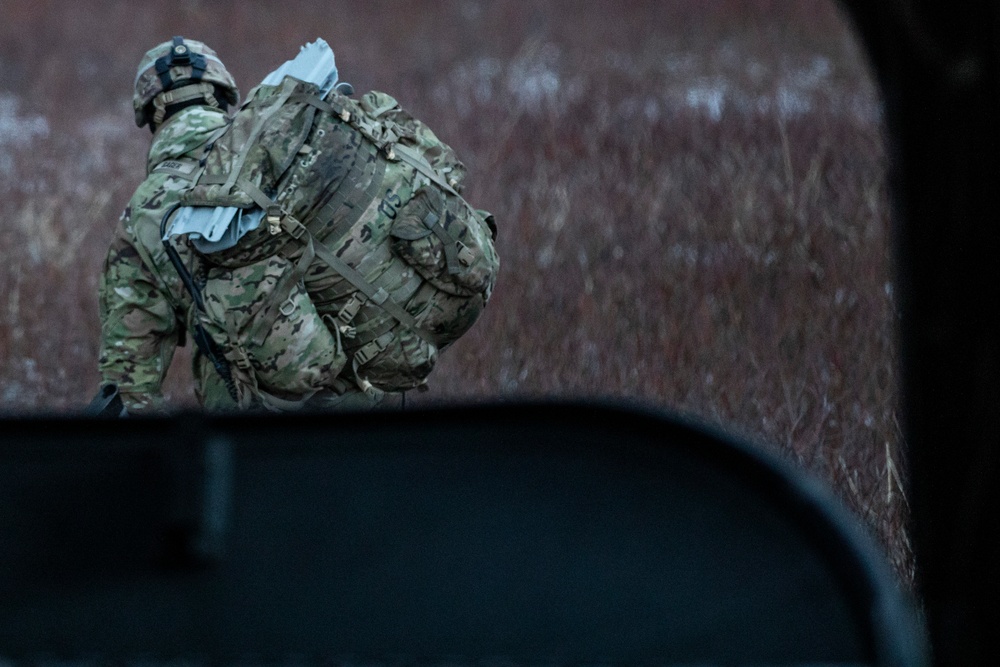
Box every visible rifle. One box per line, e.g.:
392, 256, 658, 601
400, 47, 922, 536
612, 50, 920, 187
86, 383, 128, 418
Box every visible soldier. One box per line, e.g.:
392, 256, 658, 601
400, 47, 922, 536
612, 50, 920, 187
100, 38, 498, 414
100, 37, 392, 414
98, 37, 241, 414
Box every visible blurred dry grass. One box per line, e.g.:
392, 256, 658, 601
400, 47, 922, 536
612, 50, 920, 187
0, 1, 910, 582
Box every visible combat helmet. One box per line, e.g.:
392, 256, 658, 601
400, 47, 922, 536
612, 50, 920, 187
133, 36, 239, 128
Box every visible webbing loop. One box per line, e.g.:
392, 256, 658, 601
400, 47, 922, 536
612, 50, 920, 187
289, 92, 352, 122
307, 236, 432, 344
391, 143, 461, 197
423, 210, 463, 275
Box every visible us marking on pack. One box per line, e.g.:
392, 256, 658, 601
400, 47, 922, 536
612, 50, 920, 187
378, 189, 402, 220
153, 159, 200, 180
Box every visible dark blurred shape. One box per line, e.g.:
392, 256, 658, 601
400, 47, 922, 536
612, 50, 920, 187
841, 0, 1000, 664
0, 404, 923, 666
84, 384, 127, 418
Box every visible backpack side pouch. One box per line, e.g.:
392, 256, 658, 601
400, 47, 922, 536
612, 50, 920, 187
389, 186, 498, 298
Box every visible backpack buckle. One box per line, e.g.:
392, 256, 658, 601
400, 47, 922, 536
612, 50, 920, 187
266, 205, 283, 235
338, 294, 364, 324
279, 296, 297, 318
286, 216, 307, 239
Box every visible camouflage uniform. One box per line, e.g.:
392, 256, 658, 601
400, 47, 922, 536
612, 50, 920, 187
98, 106, 237, 413
100, 38, 497, 413
100, 37, 386, 414
99, 105, 379, 413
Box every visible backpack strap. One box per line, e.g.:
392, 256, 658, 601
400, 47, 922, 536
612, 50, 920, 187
289, 92, 353, 123
220, 77, 300, 194
389, 142, 461, 198
304, 230, 430, 343
291, 91, 463, 198
243, 238, 316, 348
234, 175, 433, 345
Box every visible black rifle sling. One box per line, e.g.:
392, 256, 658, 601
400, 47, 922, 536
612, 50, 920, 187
160, 204, 240, 403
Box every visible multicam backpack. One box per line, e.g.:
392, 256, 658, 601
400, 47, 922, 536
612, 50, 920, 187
163, 72, 499, 408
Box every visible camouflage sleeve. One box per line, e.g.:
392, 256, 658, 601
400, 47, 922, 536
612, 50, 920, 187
97, 215, 181, 414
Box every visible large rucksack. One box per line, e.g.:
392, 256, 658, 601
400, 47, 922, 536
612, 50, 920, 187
163, 74, 499, 408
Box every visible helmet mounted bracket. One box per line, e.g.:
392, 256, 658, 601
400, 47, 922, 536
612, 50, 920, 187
155, 36, 207, 91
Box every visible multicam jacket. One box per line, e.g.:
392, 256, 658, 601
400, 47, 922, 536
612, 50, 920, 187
98, 106, 235, 413
99, 105, 379, 413
101, 86, 498, 413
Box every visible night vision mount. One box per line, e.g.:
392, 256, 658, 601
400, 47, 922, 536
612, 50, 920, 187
155, 35, 207, 90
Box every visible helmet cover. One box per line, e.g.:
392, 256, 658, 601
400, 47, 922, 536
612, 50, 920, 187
133, 36, 239, 127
